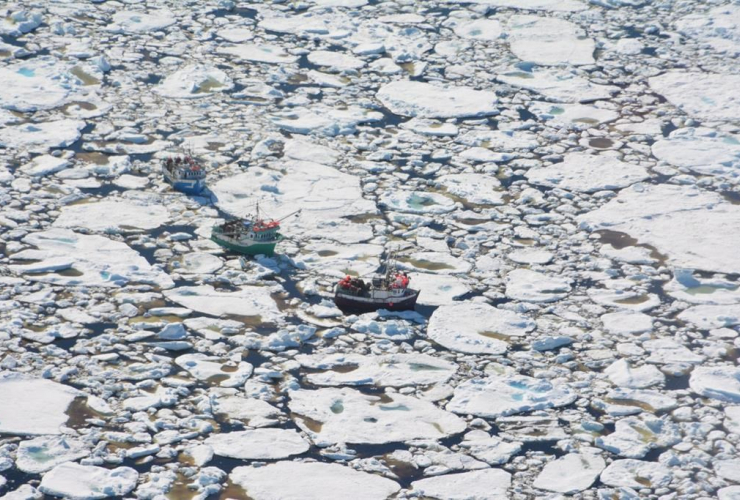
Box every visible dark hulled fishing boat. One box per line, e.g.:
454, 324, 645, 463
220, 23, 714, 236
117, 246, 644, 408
333, 254, 419, 312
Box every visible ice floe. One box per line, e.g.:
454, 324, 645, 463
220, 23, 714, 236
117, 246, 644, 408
53, 199, 169, 232
428, 302, 534, 354
690, 366, 740, 403
533, 452, 605, 493
649, 72, 740, 123
505, 269, 572, 303
447, 375, 576, 418
376, 81, 498, 118
676, 5, 740, 56
410, 469, 511, 500
289, 387, 466, 445
499, 69, 618, 103
296, 353, 457, 387
205, 429, 309, 459
155, 64, 234, 99
0, 373, 82, 435
10, 229, 174, 289
652, 127, 740, 181
507, 16, 595, 66
164, 285, 280, 321
16, 436, 90, 474
1, 120, 86, 152
579, 184, 740, 274
526, 153, 649, 193
39, 463, 138, 500
230, 462, 400, 500
108, 10, 175, 34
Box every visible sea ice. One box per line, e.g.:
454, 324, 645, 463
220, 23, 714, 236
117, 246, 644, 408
155, 64, 234, 99
690, 366, 740, 403
108, 10, 175, 34
596, 416, 681, 458
443, 0, 587, 11
505, 269, 572, 303
0, 373, 82, 435
289, 387, 466, 445
599, 459, 672, 489
507, 16, 595, 66
53, 199, 169, 232
678, 304, 740, 330
175, 353, 253, 388
379, 191, 457, 215
296, 353, 457, 387
676, 5, 740, 56
16, 436, 90, 474
164, 285, 280, 321
533, 452, 605, 493
648, 72, 740, 123
10, 229, 174, 289
453, 19, 502, 41
428, 302, 535, 354
205, 429, 309, 459
447, 375, 576, 418
39, 463, 138, 499
579, 184, 740, 274
604, 359, 664, 389
525, 153, 649, 193
410, 469, 511, 500
0, 57, 84, 112
307, 50, 365, 71
217, 43, 299, 64
1, 120, 86, 152
376, 81, 499, 118
435, 174, 504, 205
409, 273, 470, 306
527, 102, 619, 129
601, 311, 653, 335
229, 462, 400, 500
652, 128, 740, 181
19, 155, 70, 177
499, 69, 618, 103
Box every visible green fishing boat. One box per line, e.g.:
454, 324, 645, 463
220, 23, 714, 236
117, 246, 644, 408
210, 205, 299, 257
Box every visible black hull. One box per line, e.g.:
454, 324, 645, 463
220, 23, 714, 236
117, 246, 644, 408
333, 292, 419, 313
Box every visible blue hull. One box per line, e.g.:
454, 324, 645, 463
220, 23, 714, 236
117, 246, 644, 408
170, 178, 206, 195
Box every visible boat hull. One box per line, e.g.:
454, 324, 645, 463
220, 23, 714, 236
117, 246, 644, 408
171, 178, 206, 195
210, 234, 279, 256
333, 291, 419, 313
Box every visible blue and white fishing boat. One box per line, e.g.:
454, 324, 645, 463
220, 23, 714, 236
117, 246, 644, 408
162, 151, 206, 195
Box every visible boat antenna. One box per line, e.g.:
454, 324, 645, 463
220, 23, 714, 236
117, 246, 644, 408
278, 209, 301, 222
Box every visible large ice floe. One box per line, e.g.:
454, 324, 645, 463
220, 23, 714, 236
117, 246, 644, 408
651, 127, 740, 181
155, 64, 234, 99
0, 57, 88, 112
525, 153, 649, 193
230, 462, 400, 500
648, 72, 740, 123
410, 469, 511, 499
376, 81, 499, 118
507, 16, 595, 66
39, 463, 138, 499
579, 184, 740, 273
447, 375, 576, 418
163, 285, 280, 321
9, 229, 174, 289
205, 429, 309, 459
289, 387, 466, 446
1, 120, 86, 152
427, 302, 535, 354
0, 373, 83, 435
296, 352, 457, 386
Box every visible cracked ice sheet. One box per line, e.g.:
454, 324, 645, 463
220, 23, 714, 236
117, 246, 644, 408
0, 57, 89, 112
376, 81, 498, 118
9, 229, 174, 289
210, 162, 377, 243
578, 184, 740, 274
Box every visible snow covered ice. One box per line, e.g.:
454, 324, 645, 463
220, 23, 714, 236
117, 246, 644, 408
3, 0, 740, 498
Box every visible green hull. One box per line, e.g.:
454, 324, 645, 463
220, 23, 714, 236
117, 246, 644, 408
210, 234, 281, 256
